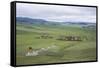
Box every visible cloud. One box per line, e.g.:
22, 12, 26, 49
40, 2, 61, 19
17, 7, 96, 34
16, 3, 96, 23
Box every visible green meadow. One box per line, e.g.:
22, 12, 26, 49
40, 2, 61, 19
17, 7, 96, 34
16, 22, 96, 65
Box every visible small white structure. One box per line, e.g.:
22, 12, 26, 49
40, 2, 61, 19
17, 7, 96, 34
26, 51, 39, 56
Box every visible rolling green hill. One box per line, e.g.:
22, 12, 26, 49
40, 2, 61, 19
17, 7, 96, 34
16, 21, 96, 65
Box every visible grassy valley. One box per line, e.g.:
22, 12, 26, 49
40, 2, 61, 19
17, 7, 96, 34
16, 18, 97, 65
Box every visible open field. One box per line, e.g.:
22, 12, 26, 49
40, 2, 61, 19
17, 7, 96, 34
16, 22, 96, 65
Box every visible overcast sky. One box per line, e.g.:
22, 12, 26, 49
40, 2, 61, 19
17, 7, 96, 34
16, 3, 96, 23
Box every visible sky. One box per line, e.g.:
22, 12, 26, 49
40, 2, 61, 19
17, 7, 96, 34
16, 3, 96, 23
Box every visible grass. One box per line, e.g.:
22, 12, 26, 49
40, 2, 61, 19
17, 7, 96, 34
16, 23, 96, 65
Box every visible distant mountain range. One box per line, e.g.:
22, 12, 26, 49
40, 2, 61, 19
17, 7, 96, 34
16, 17, 96, 26
16, 17, 48, 25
